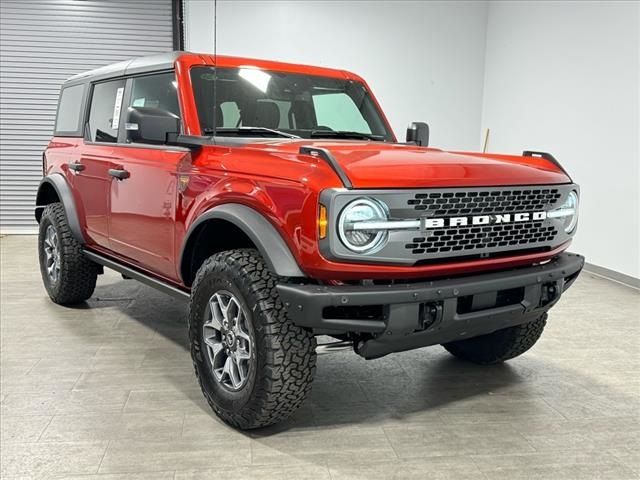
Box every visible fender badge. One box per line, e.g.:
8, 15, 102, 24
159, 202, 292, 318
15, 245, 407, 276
178, 175, 190, 192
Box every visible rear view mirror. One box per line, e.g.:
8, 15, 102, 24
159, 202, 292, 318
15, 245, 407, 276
126, 106, 180, 144
406, 122, 429, 146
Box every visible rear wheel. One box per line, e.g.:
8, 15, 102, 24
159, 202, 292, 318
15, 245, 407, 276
38, 203, 98, 305
442, 315, 547, 365
189, 248, 316, 429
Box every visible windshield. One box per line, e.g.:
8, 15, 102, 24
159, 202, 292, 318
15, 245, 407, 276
189, 66, 394, 141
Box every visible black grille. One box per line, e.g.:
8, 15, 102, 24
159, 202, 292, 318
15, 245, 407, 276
407, 188, 562, 215
405, 222, 558, 255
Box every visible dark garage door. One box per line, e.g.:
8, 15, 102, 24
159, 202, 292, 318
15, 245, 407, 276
0, 0, 176, 233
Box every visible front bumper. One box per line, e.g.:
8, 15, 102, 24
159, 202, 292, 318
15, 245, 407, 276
277, 252, 584, 359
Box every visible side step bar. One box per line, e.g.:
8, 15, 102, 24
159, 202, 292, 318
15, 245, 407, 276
316, 340, 353, 354
83, 250, 190, 301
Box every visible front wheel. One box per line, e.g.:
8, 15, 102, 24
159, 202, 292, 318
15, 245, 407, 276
188, 249, 316, 429
442, 315, 547, 365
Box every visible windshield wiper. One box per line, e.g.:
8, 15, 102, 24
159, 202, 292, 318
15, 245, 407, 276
204, 127, 300, 139
309, 130, 385, 141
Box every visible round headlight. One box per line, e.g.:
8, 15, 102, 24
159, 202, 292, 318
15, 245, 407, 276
550, 190, 579, 233
338, 198, 389, 253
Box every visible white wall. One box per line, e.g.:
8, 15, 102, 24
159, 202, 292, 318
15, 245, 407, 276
481, 1, 640, 279
184, 0, 489, 150
184, 0, 640, 280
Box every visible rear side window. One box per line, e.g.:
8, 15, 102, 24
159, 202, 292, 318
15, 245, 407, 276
55, 84, 85, 136
87, 79, 126, 143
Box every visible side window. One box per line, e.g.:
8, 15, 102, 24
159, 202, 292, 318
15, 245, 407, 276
55, 84, 85, 135
87, 79, 126, 143
130, 72, 180, 114
126, 72, 180, 142
312, 92, 371, 133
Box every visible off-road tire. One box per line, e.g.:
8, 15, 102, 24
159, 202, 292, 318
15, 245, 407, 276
38, 203, 98, 305
189, 248, 316, 430
442, 314, 547, 365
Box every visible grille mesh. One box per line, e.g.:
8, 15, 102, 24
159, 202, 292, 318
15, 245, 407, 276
407, 188, 562, 215
405, 222, 558, 255
404, 188, 562, 255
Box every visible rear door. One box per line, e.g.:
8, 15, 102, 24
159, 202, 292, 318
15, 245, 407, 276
73, 78, 126, 248
107, 72, 189, 280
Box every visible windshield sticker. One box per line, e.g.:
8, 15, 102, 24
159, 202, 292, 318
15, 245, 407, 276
111, 87, 124, 130
132, 97, 145, 107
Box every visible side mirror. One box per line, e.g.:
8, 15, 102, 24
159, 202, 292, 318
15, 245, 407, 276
126, 106, 180, 144
406, 122, 429, 146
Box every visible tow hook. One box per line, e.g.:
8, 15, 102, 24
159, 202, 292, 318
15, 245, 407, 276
421, 301, 443, 330
540, 282, 560, 307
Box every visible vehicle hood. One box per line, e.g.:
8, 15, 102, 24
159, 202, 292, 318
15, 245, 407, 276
245, 139, 571, 188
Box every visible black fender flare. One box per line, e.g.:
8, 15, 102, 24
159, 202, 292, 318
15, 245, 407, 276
179, 203, 306, 280
35, 173, 85, 244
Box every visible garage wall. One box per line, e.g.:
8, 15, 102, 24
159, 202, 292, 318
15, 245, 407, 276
184, 0, 489, 151
481, 1, 640, 280
0, 0, 175, 234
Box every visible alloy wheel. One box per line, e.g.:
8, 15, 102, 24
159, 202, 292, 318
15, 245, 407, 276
43, 225, 61, 284
202, 290, 253, 390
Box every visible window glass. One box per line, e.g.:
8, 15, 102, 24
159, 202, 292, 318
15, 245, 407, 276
220, 101, 240, 127
313, 92, 371, 133
87, 79, 126, 143
129, 73, 180, 115
189, 66, 393, 141
126, 72, 181, 142
55, 84, 85, 134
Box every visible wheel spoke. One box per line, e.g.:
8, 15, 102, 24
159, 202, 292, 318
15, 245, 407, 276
236, 347, 251, 360
233, 353, 246, 382
236, 330, 251, 342
204, 317, 222, 334
208, 340, 224, 364
222, 357, 234, 385
234, 307, 244, 329
216, 293, 230, 316
227, 297, 240, 323
228, 355, 242, 388
204, 335, 220, 350
208, 297, 224, 330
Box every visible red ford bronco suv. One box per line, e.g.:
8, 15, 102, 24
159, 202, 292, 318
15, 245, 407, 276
36, 52, 584, 429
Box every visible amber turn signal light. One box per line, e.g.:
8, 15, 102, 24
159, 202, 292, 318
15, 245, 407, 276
318, 205, 328, 239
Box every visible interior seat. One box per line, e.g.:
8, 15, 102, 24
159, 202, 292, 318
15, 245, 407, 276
251, 101, 280, 129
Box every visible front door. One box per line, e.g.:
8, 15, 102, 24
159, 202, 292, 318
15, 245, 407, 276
107, 72, 188, 280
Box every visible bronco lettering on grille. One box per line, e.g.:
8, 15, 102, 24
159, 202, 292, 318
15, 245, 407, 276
421, 211, 547, 229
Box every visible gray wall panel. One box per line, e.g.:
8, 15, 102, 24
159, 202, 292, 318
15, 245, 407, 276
0, 0, 174, 232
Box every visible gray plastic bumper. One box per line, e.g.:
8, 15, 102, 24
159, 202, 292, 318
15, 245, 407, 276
277, 252, 584, 359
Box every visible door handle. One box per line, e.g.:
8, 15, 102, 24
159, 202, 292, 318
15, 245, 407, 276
108, 168, 130, 180
68, 162, 85, 172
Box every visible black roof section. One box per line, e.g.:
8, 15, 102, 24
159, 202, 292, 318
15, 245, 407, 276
64, 51, 189, 86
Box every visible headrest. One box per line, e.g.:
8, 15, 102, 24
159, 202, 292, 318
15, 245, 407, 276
253, 101, 280, 129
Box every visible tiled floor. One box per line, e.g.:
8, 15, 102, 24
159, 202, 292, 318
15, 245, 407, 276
1, 235, 638, 480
